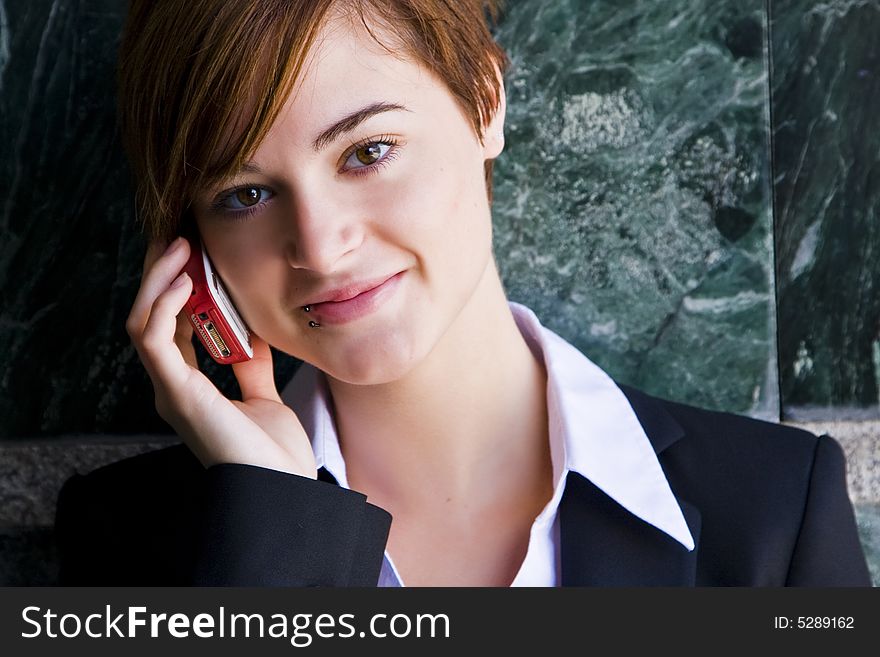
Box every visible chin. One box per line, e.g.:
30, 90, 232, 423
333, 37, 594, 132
317, 326, 430, 386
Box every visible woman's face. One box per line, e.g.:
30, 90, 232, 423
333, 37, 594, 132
193, 16, 505, 384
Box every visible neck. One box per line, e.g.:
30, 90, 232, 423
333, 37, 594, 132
326, 261, 551, 515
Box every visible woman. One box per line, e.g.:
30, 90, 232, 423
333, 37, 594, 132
56, 0, 870, 586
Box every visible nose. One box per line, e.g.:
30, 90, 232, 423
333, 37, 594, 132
284, 190, 365, 273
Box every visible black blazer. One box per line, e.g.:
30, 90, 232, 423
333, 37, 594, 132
54, 386, 872, 586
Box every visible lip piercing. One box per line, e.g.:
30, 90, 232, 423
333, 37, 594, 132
302, 305, 320, 328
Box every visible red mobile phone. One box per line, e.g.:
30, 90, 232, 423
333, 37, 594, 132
182, 236, 253, 364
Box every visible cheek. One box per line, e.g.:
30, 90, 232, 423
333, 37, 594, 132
361, 144, 485, 252
198, 225, 293, 335
406, 148, 492, 268
197, 216, 268, 273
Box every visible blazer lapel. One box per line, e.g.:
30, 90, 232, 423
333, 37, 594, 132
560, 385, 702, 586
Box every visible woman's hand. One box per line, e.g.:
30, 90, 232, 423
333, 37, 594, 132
126, 237, 317, 479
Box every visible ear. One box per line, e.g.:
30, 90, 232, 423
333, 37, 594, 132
481, 66, 506, 160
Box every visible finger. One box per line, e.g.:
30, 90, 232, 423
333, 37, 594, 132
138, 272, 195, 389
127, 237, 191, 339
231, 334, 282, 402
143, 238, 169, 271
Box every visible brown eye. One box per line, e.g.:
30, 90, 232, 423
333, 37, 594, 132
235, 187, 261, 207
342, 140, 396, 174
355, 143, 383, 165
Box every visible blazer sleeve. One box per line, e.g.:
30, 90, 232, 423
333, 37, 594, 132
55, 450, 392, 587
192, 464, 392, 586
785, 434, 872, 586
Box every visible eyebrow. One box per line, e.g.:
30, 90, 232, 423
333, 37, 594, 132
220, 102, 410, 183
311, 101, 410, 152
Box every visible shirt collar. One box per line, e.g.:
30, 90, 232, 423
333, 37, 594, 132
508, 302, 694, 550
280, 301, 695, 551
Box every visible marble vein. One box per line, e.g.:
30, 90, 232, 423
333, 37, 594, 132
0, 0, 9, 92
1, 0, 61, 236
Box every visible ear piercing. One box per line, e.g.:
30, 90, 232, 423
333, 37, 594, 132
302, 305, 320, 328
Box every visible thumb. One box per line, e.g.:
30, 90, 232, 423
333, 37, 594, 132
231, 334, 281, 402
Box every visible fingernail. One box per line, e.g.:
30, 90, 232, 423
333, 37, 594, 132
171, 272, 189, 289
165, 237, 184, 256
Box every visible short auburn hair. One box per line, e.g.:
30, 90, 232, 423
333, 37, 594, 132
117, 0, 509, 242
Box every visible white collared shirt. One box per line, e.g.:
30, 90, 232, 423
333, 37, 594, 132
280, 302, 695, 586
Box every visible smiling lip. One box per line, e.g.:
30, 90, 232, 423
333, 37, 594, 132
305, 271, 405, 325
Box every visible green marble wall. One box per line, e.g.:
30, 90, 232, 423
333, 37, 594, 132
0, 0, 161, 437
771, 0, 880, 420
492, 0, 777, 418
